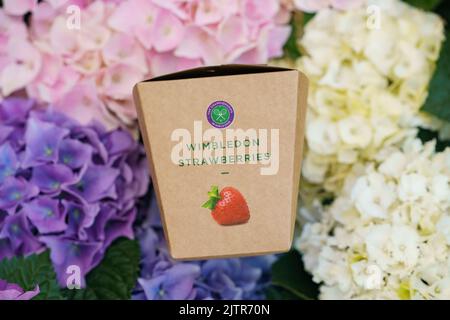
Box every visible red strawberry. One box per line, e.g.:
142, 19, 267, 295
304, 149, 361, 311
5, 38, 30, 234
202, 186, 250, 226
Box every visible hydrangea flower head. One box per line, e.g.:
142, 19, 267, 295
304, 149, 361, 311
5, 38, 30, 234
298, 138, 450, 299
0, 97, 149, 287
295, 0, 444, 196
0, 0, 292, 130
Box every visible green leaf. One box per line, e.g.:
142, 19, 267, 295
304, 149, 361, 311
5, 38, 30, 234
283, 15, 302, 60
201, 185, 220, 210
417, 127, 450, 151
302, 12, 315, 26
0, 251, 63, 300
66, 238, 140, 300
268, 250, 319, 300
282, 11, 315, 61
422, 30, 450, 122
402, 0, 442, 10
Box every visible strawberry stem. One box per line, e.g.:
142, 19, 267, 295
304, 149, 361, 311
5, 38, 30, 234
201, 185, 221, 210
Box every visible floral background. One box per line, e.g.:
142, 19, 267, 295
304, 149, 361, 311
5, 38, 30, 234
0, 0, 449, 300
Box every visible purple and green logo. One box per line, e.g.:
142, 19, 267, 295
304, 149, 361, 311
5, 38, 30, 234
207, 101, 234, 129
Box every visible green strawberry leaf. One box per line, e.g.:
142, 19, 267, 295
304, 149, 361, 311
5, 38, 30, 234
268, 250, 319, 300
201, 185, 221, 210
0, 251, 63, 300
422, 30, 450, 122
65, 238, 140, 300
402, 0, 442, 10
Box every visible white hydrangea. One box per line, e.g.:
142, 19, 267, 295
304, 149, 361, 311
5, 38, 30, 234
296, 0, 445, 193
297, 139, 450, 299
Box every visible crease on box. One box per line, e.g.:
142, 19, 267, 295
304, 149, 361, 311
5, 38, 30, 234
288, 71, 309, 250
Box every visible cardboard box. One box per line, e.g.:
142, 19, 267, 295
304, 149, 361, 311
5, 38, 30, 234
133, 64, 308, 260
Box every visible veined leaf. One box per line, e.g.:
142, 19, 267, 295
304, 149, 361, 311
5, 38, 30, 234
65, 238, 140, 300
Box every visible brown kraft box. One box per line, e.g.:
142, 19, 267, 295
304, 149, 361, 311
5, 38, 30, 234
133, 64, 308, 260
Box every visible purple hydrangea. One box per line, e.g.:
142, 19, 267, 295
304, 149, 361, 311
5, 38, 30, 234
0, 98, 149, 287
0, 280, 40, 300
132, 190, 275, 300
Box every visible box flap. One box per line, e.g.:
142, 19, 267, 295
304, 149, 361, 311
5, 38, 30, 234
145, 64, 292, 82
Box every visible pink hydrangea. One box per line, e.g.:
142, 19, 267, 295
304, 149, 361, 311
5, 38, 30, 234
0, 0, 292, 130
293, 0, 364, 12
2, 0, 38, 16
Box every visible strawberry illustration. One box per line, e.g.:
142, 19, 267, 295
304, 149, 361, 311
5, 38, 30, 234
202, 186, 250, 226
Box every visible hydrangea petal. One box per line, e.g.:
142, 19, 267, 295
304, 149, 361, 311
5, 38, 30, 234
22, 117, 69, 168
104, 131, 134, 157
1, 39, 42, 96
0, 143, 17, 184
0, 97, 34, 125
163, 264, 201, 300
54, 81, 107, 127
139, 264, 200, 300
0, 280, 40, 300
31, 164, 77, 194
99, 64, 144, 100
15, 285, 40, 300
0, 126, 14, 146
22, 196, 67, 234
59, 139, 92, 169
64, 201, 100, 240
217, 16, 247, 53
102, 33, 148, 74
175, 26, 223, 64
0, 177, 39, 212
148, 52, 201, 77
0, 212, 44, 255
3, 0, 38, 15
195, 0, 224, 25
0, 238, 14, 260
152, 11, 184, 53
68, 165, 119, 203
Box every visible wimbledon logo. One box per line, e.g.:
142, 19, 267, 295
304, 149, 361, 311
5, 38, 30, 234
206, 101, 234, 128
